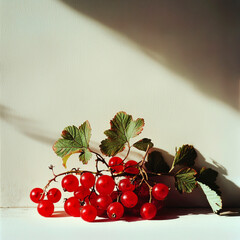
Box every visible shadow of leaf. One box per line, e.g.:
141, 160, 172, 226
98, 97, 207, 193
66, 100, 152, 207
0, 104, 56, 145
147, 147, 240, 208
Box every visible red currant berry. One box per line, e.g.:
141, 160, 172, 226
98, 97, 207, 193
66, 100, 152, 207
88, 192, 98, 206
108, 157, 124, 173
74, 186, 90, 201
121, 191, 138, 208
47, 188, 61, 203
61, 174, 79, 192
110, 191, 119, 202
118, 178, 135, 192
81, 205, 97, 222
152, 183, 169, 200
96, 195, 112, 210
30, 188, 44, 203
140, 203, 157, 220
96, 175, 115, 195
64, 197, 81, 217
107, 202, 124, 220
37, 200, 54, 217
124, 160, 139, 175
80, 172, 95, 188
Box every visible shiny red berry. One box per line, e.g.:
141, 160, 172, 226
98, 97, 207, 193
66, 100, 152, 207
120, 191, 138, 208
96, 175, 115, 195
107, 202, 124, 220
109, 157, 124, 173
64, 197, 81, 217
118, 178, 135, 192
140, 203, 157, 220
110, 191, 119, 202
81, 205, 97, 222
74, 186, 90, 201
47, 188, 61, 203
152, 183, 169, 200
80, 172, 95, 188
88, 192, 98, 206
61, 174, 79, 192
30, 188, 44, 203
37, 200, 54, 217
95, 195, 112, 210
124, 160, 139, 175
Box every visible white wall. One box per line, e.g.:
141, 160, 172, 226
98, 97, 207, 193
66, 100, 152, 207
1, 0, 240, 208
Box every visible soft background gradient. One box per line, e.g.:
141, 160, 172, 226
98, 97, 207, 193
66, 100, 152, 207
1, 0, 240, 207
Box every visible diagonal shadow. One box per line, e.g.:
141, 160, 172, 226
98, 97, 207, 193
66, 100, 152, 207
60, 0, 240, 111
0, 104, 103, 151
0, 104, 56, 145
148, 147, 240, 208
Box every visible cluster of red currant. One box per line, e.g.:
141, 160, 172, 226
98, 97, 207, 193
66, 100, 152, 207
30, 156, 169, 222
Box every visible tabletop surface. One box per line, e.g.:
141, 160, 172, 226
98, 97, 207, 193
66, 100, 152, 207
0, 208, 240, 240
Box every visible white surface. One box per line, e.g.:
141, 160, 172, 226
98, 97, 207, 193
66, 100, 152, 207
0, 208, 240, 240
1, 0, 240, 207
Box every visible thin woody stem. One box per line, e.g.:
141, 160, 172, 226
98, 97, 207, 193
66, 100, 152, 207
43, 169, 98, 192
123, 142, 131, 162
148, 172, 173, 177
43, 146, 172, 202
138, 150, 153, 203
89, 149, 109, 168
139, 144, 150, 167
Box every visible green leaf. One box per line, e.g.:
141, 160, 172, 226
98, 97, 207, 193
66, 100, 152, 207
175, 168, 197, 193
100, 138, 126, 157
61, 130, 73, 140
100, 111, 144, 156
79, 149, 92, 164
198, 182, 222, 213
53, 121, 92, 167
133, 138, 154, 151
173, 144, 197, 167
197, 167, 221, 195
145, 151, 170, 173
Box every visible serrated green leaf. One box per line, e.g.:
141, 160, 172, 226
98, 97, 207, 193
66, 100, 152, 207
100, 112, 144, 156
145, 151, 169, 173
197, 167, 221, 195
133, 138, 154, 151
126, 118, 145, 138
79, 149, 92, 164
100, 138, 126, 157
173, 144, 197, 167
175, 168, 197, 193
53, 121, 91, 167
61, 130, 74, 140
198, 182, 222, 213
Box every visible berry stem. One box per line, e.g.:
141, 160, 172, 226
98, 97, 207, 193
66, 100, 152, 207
138, 156, 153, 203
43, 169, 97, 192
123, 142, 131, 162
138, 144, 150, 168
89, 149, 109, 168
